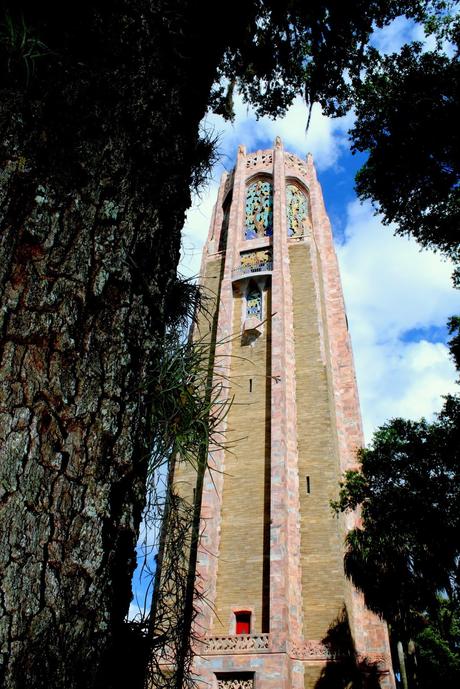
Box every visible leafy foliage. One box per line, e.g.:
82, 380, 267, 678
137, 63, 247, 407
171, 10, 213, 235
210, 0, 436, 120
333, 401, 460, 633
148, 331, 230, 475
350, 27, 460, 270
415, 599, 460, 689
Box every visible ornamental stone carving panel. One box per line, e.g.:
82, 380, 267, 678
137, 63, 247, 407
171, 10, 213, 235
240, 248, 272, 271
285, 152, 308, 177
288, 640, 334, 660
204, 634, 269, 653
216, 676, 254, 689
246, 150, 273, 169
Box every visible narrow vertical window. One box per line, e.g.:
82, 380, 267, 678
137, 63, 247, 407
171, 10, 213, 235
235, 611, 251, 634
219, 195, 231, 251
246, 282, 262, 320
245, 179, 273, 239
306, 476, 311, 494
286, 183, 310, 237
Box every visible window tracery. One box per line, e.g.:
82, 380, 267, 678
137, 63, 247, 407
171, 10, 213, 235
245, 179, 273, 239
216, 675, 254, 689
286, 183, 310, 237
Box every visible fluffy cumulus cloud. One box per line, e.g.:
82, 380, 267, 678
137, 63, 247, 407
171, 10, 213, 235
203, 94, 352, 172
337, 201, 459, 441
371, 15, 438, 54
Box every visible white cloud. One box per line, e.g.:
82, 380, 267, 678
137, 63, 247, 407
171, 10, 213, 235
371, 16, 416, 54
371, 15, 449, 56
337, 200, 459, 441
201, 94, 352, 172
180, 180, 219, 279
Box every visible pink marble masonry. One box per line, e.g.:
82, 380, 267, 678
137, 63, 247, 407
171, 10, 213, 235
183, 141, 395, 689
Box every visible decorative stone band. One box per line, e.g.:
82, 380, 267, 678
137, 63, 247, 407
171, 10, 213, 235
289, 643, 392, 672
356, 653, 394, 674
216, 677, 254, 689
200, 636, 392, 671
288, 641, 334, 660
201, 634, 270, 654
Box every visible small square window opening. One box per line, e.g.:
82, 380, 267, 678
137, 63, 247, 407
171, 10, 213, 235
235, 611, 251, 635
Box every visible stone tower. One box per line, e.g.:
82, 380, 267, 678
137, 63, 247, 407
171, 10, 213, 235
172, 139, 395, 689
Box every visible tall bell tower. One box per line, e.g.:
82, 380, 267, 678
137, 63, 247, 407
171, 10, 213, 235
173, 138, 395, 689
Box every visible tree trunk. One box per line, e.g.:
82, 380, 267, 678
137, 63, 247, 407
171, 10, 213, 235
397, 640, 409, 689
0, 2, 245, 687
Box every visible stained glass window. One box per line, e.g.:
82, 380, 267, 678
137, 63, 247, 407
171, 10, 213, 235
286, 184, 310, 237
245, 179, 273, 239
246, 283, 262, 320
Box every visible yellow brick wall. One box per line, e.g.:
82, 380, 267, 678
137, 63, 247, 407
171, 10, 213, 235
289, 244, 345, 640
213, 279, 271, 634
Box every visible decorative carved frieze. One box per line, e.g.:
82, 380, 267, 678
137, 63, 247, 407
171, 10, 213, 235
246, 150, 273, 169
288, 643, 392, 669
285, 152, 308, 177
233, 248, 273, 280
288, 640, 335, 660
202, 634, 270, 653
216, 675, 254, 689
357, 653, 393, 671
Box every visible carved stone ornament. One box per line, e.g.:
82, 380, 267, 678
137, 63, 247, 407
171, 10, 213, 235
245, 149, 273, 170
216, 675, 254, 689
203, 634, 270, 653
288, 640, 334, 660
285, 152, 308, 177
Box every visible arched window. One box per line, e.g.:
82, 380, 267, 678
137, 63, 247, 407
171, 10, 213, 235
245, 178, 273, 240
246, 282, 262, 320
286, 183, 310, 237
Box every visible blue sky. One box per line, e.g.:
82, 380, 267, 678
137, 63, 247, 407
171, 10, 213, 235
130, 14, 460, 619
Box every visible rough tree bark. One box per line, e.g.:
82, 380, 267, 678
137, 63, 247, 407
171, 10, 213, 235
0, 2, 247, 687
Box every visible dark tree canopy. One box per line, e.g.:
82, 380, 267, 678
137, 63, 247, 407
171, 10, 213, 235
350, 27, 460, 269
210, 0, 434, 119
334, 400, 460, 626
